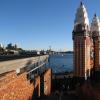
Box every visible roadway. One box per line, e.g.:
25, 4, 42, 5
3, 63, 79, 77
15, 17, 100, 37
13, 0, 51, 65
0, 54, 45, 61
0, 55, 49, 75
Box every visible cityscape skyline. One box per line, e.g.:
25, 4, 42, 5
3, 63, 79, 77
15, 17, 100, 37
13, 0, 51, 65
0, 0, 100, 51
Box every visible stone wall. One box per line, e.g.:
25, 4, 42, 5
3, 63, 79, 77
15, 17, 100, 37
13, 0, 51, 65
0, 68, 52, 100
43, 69, 52, 96
0, 71, 38, 100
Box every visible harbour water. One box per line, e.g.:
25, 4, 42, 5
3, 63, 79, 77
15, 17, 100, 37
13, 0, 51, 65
49, 53, 73, 73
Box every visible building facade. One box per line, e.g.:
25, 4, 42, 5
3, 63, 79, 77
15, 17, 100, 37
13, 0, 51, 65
73, 2, 100, 79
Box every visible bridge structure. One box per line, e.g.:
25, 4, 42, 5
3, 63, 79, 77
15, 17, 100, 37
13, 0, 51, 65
0, 55, 52, 100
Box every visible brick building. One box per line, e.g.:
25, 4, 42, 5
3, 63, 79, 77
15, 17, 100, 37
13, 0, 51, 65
73, 2, 100, 80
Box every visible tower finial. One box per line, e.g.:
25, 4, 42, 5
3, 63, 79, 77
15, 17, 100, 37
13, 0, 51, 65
94, 13, 97, 17
80, 0, 84, 6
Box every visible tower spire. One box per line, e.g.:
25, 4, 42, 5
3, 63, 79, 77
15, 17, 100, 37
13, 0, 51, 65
91, 13, 100, 32
74, 1, 89, 31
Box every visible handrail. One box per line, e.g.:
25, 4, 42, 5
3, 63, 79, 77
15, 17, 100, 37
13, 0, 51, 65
27, 62, 46, 74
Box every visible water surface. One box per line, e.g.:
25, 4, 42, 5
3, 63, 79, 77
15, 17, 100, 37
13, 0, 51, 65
49, 53, 73, 73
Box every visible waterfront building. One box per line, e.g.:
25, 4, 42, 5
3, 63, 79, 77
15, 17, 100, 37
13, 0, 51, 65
73, 2, 100, 80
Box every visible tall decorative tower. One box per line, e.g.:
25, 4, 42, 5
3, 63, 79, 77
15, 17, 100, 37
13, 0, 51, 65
73, 2, 91, 79
91, 14, 100, 71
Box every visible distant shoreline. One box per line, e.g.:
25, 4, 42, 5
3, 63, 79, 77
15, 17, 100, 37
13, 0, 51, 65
59, 51, 73, 54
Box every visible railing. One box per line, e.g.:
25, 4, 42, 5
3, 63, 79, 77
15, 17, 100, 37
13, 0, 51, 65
26, 58, 48, 82
0, 55, 49, 75
27, 62, 46, 74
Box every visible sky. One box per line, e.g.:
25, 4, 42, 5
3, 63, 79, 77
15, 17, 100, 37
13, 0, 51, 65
0, 0, 100, 51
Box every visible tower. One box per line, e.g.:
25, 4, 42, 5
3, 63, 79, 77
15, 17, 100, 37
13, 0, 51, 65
91, 14, 100, 71
73, 2, 91, 79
